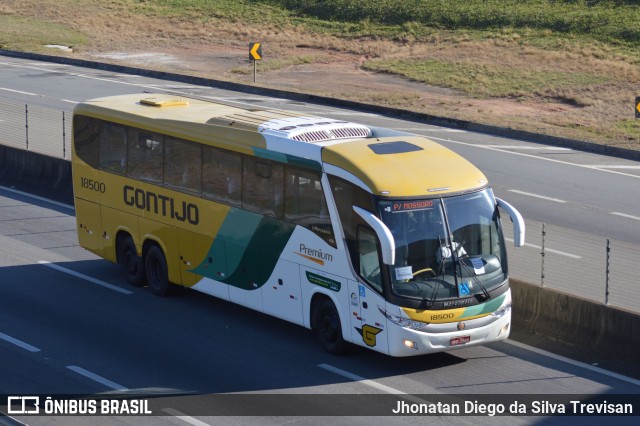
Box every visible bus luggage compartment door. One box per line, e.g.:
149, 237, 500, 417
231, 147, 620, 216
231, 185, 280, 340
75, 198, 104, 257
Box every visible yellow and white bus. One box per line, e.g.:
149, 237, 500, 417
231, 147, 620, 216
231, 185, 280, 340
72, 93, 525, 356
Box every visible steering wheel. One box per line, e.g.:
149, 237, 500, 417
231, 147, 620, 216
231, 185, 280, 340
412, 268, 436, 278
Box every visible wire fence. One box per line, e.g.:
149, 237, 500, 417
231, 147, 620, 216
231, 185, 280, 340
0, 97, 72, 159
1, 97, 639, 313
503, 220, 639, 313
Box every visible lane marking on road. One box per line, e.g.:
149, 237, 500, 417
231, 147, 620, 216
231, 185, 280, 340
38, 261, 133, 295
318, 363, 477, 424
589, 165, 640, 169
67, 365, 128, 391
0, 185, 75, 210
482, 145, 572, 151
505, 237, 582, 259
318, 363, 435, 406
506, 340, 640, 387
611, 212, 640, 221
0, 87, 38, 96
395, 127, 467, 133
0, 331, 42, 353
319, 363, 406, 394
61, 99, 78, 104
161, 408, 211, 426
427, 135, 640, 180
507, 189, 567, 204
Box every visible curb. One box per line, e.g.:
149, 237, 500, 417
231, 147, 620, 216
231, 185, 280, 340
2, 48, 640, 161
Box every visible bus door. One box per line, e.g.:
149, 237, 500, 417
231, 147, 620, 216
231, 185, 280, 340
351, 226, 389, 352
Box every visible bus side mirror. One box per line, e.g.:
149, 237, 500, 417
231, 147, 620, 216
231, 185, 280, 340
496, 197, 525, 247
353, 206, 396, 265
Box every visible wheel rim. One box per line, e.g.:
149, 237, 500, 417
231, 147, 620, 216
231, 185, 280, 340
149, 256, 162, 287
320, 310, 339, 343
124, 248, 138, 276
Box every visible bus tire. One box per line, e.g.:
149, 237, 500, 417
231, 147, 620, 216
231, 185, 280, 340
145, 245, 170, 297
117, 235, 145, 287
314, 299, 346, 355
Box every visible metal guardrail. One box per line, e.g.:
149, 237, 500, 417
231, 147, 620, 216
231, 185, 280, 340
0, 97, 72, 159
0, 98, 638, 313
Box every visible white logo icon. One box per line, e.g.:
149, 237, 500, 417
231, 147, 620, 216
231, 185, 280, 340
7, 396, 40, 414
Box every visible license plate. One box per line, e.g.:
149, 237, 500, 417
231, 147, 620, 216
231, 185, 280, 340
450, 336, 471, 346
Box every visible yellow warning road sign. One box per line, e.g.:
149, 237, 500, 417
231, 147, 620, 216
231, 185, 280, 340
249, 42, 262, 61
636, 96, 640, 118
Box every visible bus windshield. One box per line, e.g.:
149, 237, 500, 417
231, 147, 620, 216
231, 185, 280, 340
378, 189, 506, 304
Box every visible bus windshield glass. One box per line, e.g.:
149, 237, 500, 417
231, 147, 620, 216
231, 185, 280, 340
378, 189, 506, 304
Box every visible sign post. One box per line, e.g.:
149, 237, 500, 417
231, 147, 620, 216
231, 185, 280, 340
249, 42, 262, 83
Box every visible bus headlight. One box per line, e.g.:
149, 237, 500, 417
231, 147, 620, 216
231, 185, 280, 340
379, 307, 423, 330
490, 301, 511, 318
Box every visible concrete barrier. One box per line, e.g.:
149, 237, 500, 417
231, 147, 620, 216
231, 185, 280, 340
511, 279, 640, 364
0, 145, 73, 203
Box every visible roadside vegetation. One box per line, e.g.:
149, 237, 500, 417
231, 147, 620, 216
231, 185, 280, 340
0, 0, 639, 148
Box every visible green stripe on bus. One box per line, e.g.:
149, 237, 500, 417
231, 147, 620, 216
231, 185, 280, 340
459, 293, 506, 319
253, 147, 322, 171
191, 208, 295, 290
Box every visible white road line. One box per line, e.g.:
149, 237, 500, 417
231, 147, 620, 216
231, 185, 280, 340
319, 363, 409, 394
395, 127, 466, 133
507, 189, 567, 204
0, 87, 38, 96
38, 261, 133, 295
427, 135, 640, 180
317, 364, 478, 422
0, 331, 41, 352
61, 99, 78, 104
611, 212, 640, 221
0, 184, 75, 210
505, 238, 581, 259
162, 408, 211, 426
506, 340, 640, 387
66, 365, 128, 390
325, 111, 380, 117
589, 165, 640, 169
483, 145, 571, 151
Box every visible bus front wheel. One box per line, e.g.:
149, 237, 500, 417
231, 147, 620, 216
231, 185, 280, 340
145, 245, 170, 297
118, 235, 145, 287
314, 299, 346, 355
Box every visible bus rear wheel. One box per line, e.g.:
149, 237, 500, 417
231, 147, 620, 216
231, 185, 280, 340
145, 245, 170, 297
118, 235, 145, 287
314, 299, 346, 355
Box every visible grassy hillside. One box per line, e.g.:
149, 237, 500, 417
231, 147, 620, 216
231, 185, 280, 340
0, 0, 639, 146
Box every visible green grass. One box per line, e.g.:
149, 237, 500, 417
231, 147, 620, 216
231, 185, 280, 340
0, 14, 87, 51
362, 59, 610, 99
268, 0, 640, 46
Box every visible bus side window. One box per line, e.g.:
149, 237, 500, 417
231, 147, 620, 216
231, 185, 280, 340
202, 146, 242, 207
99, 124, 127, 174
242, 157, 284, 219
284, 167, 336, 247
127, 129, 163, 183
73, 115, 100, 168
164, 137, 201, 193
357, 226, 383, 294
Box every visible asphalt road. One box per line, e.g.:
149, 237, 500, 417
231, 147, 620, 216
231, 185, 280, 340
0, 188, 638, 426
